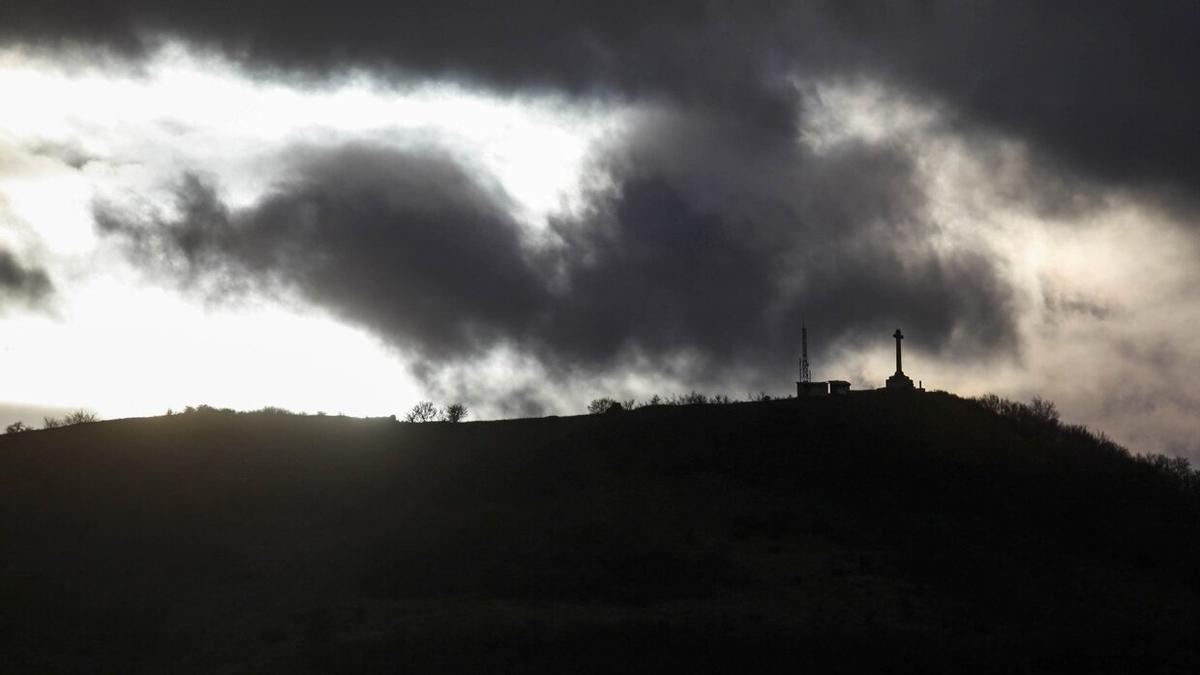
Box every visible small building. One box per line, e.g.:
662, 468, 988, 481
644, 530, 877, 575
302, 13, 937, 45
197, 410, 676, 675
796, 322, 852, 397
798, 381, 829, 397
794, 321, 858, 397
828, 380, 851, 395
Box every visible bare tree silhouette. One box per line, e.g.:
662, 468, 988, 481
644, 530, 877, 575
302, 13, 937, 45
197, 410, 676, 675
405, 401, 440, 423
442, 403, 469, 423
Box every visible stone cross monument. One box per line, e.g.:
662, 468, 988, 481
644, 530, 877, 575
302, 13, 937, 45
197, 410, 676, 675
885, 328, 915, 390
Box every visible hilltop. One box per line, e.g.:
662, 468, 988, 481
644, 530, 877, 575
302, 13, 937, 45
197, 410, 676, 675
2, 391, 1199, 673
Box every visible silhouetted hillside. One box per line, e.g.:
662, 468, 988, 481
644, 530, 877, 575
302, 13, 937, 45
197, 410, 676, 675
2, 392, 1199, 673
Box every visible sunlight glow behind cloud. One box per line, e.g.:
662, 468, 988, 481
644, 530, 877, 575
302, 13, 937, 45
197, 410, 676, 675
0, 44, 626, 420
0, 44, 625, 223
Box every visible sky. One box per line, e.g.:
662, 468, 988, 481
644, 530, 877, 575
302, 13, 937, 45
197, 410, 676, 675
0, 1, 1197, 459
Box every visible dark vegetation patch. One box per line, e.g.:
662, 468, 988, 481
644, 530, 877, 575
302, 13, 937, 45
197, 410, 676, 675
1, 392, 1199, 673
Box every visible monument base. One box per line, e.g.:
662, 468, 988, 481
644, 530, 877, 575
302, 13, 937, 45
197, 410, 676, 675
885, 372, 914, 390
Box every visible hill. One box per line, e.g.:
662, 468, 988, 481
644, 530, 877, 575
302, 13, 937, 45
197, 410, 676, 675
2, 391, 1199, 673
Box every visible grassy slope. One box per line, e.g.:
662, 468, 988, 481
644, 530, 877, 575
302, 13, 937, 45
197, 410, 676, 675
1, 391, 1199, 673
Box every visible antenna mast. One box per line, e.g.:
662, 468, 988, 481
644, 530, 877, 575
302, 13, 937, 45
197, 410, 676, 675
800, 319, 811, 383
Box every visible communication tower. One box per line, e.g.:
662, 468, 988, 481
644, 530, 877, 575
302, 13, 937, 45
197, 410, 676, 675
800, 319, 811, 383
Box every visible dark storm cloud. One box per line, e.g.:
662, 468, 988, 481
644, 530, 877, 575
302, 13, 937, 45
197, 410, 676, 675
96, 145, 550, 361
541, 110, 1017, 376
5, 2, 1200, 197
822, 1, 1200, 202
0, 1, 801, 134
45, 0, 1191, 389
97, 117, 1016, 382
0, 248, 52, 308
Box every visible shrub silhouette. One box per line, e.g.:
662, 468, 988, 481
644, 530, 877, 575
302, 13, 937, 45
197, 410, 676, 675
972, 393, 1200, 493
405, 401, 440, 423
182, 404, 231, 415
62, 410, 99, 425
253, 406, 295, 416
5, 421, 30, 434
595, 391, 783, 411
587, 398, 621, 414
1028, 396, 1059, 425
974, 394, 1059, 430
442, 403, 469, 423
1139, 453, 1200, 493
40, 410, 99, 429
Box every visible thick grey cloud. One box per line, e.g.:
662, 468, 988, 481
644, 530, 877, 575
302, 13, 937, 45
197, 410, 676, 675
821, 1, 1200, 200
97, 145, 550, 362
0, 1, 802, 135
97, 115, 1015, 385
0, 248, 52, 308
5, 2, 1200, 198
541, 110, 1016, 377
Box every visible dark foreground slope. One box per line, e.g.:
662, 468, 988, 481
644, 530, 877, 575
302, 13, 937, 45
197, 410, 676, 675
2, 392, 1199, 674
